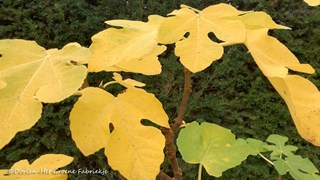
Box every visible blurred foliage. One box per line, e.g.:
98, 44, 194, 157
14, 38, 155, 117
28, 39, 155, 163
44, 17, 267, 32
1, 0, 319, 179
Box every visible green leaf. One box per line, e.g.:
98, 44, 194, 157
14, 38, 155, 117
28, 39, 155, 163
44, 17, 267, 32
265, 134, 298, 160
177, 121, 254, 177
273, 155, 320, 180
246, 138, 268, 155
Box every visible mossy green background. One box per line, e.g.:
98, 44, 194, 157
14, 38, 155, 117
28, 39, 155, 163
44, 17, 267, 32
1, 0, 319, 179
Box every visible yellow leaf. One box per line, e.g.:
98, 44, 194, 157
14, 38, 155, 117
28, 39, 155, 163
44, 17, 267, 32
304, 0, 320, 6
88, 15, 166, 75
158, 4, 247, 72
268, 75, 320, 146
70, 84, 169, 179
0, 154, 73, 180
236, 12, 291, 30
244, 29, 315, 78
103, 46, 166, 75
200, 4, 247, 43
69, 87, 113, 156
0, 39, 89, 149
49, 42, 91, 65
112, 73, 146, 88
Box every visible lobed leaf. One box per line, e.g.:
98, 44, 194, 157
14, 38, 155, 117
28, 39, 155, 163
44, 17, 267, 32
264, 134, 298, 159
0, 39, 89, 149
177, 121, 255, 177
88, 15, 166, 75
273, 155, 320, 180
158, 4, 247, 73
70, 74, 169, 180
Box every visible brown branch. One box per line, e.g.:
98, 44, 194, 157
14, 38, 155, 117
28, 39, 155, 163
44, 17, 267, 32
161, 127, 182, 180
161, 68, 192, 180
172, 68, 192, 132
158, 170, 173, 180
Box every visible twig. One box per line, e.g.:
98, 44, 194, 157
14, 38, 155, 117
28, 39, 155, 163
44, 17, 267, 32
158, 170, 173, 180
161, 68, 192, 180
161, 127, 182, 180
172, 68, 192, 132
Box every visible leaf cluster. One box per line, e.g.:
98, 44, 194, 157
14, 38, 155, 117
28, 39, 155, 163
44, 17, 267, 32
1, 0, 320, 180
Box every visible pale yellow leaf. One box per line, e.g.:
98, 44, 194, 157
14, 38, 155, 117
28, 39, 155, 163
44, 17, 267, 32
200, 3, 247, 43
69, 87, 113, 156
103, 46, 166, 75
236, 12, 291, 30
0, 154, 73, 180
304, 0, 320, 6
88, 15, 166, 75
70, 85, 169, 180
158, 3, 248, 72
50, 42, 91, 65
0, 39, 88, 149
269, 75, 320, 146
244, 29, 315, 78
112, 73, 145, 88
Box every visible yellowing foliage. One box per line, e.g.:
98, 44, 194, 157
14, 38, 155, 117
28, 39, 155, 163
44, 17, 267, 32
0, 40, 89, 149
158, 4, 246, 73
88, 15, 166, 75
156, 4, 295, 73
304, 0, 320, 6
269, 76, 320, 146
235, 12, 290, 30
244, 29, 315, 78
70, 73, 169, 180
0, 154, 73, 180
155, 3, 319, 146
1, 3, 320, 180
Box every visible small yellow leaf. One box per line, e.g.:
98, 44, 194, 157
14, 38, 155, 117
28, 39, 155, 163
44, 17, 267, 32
244, 29, 315, 78
304, 0, 320, 6
70, 86, 169, 180
236, 12, 291, 30
112, 73, 146, 89
88, 15, 166, 75
0, 154, 73, 180
0, 39, 89, 149
269, 75, 320, 146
